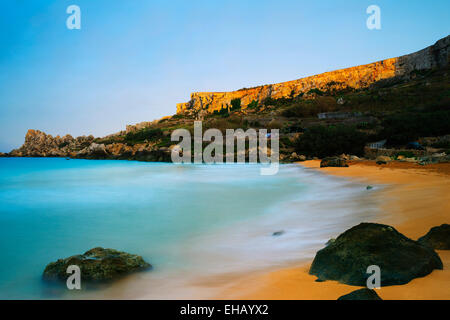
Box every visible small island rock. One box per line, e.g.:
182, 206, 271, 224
43, 247, 151, 282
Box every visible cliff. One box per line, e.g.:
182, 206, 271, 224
8, 129, 172, 161
176, 35, 450, 116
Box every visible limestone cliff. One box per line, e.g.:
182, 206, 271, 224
177, 35, 450, 116
9, 129, 172, 161
9, 129, 94, 157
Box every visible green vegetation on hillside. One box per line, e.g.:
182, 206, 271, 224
295, 125, 368, 158
124, 127, 163, 145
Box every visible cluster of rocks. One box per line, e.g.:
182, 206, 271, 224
43, 247, 151, 283
374, 153, 450, 165
8, 130, 91, 157
309, 222, 449, 300
7, 129, 172, 162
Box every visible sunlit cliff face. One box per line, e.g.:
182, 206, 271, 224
176, 35, 449, 116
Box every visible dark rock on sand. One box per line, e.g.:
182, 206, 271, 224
43, 247, 151, 282
309, 223, 443, 286
337, 288, 382, 300
418, 224, 450, 250
320, 157, 349, 168
272, 230, 285, 236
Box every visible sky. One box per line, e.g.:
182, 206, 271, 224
0, 0, 449, 152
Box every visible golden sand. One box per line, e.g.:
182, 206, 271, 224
219, 161, 450, 300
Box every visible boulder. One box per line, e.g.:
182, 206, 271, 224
320, 157, 349, 168
290, 152, 306, 161
309, 223, 443, 286
272, 230, 285, 237
43, 247, 151, 282
418, 224, 450, 250
375, 155, 391, 164
337, 288, 382, 300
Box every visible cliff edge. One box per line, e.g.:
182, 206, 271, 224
176, 35, 450, 116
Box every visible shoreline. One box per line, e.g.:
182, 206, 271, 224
217, 160, 450, 300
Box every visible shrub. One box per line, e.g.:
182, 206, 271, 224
295, 125, 368, 158
282, 97, 337, 118
212, 107, 230, 118
379, 110, 450, 146
124, 127, 163, 144
230, 98, 241, 111
307, 88, 324, 96
395, 151, 415, 159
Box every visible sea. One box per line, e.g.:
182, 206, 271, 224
0, 158, 381, 299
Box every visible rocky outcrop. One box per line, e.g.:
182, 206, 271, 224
337, 288, 382, 300
43, 247, 151, 282
177, 35, 450, 116
320, 157, 349, 168
9, 129, 172, 161
418, 224, 450, 250
309, 223, 443, 286
9, 129, 94, 158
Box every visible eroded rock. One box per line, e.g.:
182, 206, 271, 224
43, 247, 151, 282
309, 223, 443, 286
320, 157, 349, 168
418, 224, 450, 250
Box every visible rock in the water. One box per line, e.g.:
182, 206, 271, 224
320, 157, 349, 168
366, 185, 373, 190
43, 247, 151, 282
418, 224, 450, 250
272, 230, 285, 236
337, 288, 382, 300
309, 223, 443, 286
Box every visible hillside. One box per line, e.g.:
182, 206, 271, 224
4, 35, 450, 163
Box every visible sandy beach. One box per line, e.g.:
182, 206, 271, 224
219, 160, 450, 300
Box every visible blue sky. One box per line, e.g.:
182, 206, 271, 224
0, 0, 449, 152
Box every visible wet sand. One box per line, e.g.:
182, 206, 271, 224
219, 161, 450, 300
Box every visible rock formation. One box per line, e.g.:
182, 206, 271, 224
43, 247, 151, 282
309, 223, 443, 286
418, 224, 450, 250
9, 129, 93, 158
177, 35, 450, 116
8, 129, 172, 161
320, 157, 349, 168
337, 288, 382, 300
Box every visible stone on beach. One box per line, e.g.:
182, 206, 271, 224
320, 157, 349, 168
418, 224, 450, 250
337, 288, 382, 300
309, 223, 443, 286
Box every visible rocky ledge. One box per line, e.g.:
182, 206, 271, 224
43, 247, 151, 282
8, 129, 172, 162
309, 223, 443, 286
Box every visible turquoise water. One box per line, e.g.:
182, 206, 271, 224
0, 158, 379, 299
